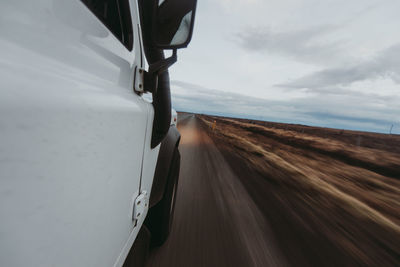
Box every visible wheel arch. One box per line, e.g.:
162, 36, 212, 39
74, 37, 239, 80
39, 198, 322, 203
149, 125, 181, 208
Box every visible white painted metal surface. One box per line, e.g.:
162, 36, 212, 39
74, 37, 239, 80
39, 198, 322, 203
133, 191, 148, 222
0, 0, 158, 266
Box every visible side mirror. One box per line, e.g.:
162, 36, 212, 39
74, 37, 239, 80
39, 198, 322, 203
151, 0, 197, 49
143, 0, 197, 93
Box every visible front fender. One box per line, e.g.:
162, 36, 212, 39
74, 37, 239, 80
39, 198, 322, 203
149, 126, 181, 208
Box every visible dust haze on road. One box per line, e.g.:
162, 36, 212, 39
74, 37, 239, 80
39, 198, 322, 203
146, 115, 286, 267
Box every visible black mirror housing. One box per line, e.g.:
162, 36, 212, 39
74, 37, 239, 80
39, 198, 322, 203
150, 0, 197, 49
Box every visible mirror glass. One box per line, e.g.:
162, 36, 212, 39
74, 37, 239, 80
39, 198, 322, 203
153, 0, 196, 48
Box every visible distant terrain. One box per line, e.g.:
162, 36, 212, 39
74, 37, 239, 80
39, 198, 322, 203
197, 113, 400, 266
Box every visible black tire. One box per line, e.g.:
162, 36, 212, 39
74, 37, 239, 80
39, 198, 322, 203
145, 147, 180, 247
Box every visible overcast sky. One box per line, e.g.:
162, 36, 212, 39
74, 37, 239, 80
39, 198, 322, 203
168, 0, 400, 134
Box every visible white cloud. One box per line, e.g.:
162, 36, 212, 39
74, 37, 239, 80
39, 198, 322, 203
170, 0, 400, 134
171, 80, 400, 134
234, 24, 351, 66
276, 44, 400, 89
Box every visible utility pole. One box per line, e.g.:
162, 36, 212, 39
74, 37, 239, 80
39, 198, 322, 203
389, 124, 394, 135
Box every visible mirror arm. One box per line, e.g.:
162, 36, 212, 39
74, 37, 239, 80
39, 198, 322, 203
144, 49, 177, 93
148, 49, 177, 75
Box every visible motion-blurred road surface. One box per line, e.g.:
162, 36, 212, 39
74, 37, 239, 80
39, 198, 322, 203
146, 115, 286, 267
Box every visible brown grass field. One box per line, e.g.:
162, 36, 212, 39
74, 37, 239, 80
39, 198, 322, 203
197, 114, 400, 266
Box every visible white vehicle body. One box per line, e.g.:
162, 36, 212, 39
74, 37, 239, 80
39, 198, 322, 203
0, 0, 193, 266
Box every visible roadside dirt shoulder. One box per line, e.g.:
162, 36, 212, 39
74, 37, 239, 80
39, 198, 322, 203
199, 114, 400, 266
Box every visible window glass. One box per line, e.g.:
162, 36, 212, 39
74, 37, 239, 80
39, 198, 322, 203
82, 0, 133, 50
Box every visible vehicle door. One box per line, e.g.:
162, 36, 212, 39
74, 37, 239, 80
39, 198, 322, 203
0, 0, 147, 266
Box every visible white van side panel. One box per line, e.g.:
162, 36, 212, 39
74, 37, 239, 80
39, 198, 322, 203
0, 1, 151, 266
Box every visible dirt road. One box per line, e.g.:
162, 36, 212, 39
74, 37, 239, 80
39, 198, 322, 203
146, 116, 286, 267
